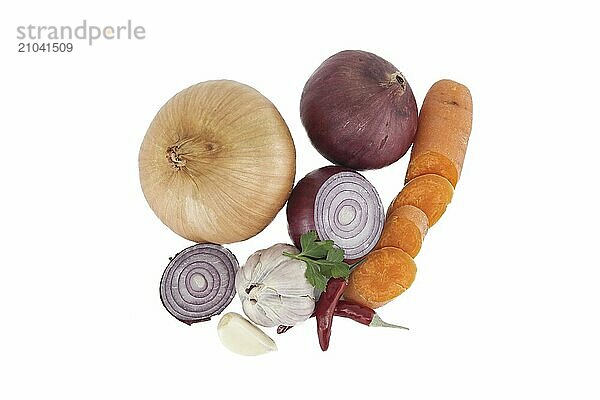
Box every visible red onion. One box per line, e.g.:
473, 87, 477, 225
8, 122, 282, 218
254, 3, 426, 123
286, 166, 384, 261
160, 243, 238, 324
300, 50, 418, 170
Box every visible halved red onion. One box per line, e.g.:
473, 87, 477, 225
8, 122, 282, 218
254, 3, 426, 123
286, 166, 384, 261
160, 243, 238, 324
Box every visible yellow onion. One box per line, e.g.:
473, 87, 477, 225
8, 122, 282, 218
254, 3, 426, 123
139, 80, 296, 243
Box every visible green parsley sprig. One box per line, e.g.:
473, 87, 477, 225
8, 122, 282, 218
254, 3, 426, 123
282, 231, 365, 291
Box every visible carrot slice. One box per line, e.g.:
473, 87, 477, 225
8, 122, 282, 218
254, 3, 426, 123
344, 247, 416, 309
375, 205, 428, 258
389, 174, 453, 227
405, 79, 473, 187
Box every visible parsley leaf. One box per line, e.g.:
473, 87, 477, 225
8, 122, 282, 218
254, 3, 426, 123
330, 262, 350, 279
283, 231, 363, 290
304, 260, 328, 291
300, 230, 317, 250
301, 239, 334, 258
326, 246, 344, 263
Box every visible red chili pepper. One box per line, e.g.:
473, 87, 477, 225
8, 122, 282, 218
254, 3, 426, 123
277, 299, 409, 334
334, 300, 408, 328
315, 278, 347, 351
334, 300, 374, 325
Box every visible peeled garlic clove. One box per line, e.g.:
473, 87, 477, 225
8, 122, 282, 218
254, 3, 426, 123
217, 312, 277, 356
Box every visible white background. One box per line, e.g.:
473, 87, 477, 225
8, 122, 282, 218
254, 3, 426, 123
2, 1, 599, 399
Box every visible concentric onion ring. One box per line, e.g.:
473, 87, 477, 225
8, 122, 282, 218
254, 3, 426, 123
314, 171, 384, 260
160, 243, 238, 324
286, 166, 385, 261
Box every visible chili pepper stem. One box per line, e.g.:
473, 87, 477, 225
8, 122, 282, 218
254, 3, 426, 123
369, 314, 409, 330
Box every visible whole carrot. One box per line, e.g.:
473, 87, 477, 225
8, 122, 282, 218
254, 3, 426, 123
405, 79, 473, 188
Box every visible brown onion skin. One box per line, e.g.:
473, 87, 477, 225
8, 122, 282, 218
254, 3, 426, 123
286, 166, 351, 249
300, 50, 418, 170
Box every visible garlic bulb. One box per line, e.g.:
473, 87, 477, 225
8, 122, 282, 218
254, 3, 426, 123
236, 244, 315, 327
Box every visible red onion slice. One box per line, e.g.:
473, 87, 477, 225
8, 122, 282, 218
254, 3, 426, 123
160, 243, 238, 324
287, 166, 384, 261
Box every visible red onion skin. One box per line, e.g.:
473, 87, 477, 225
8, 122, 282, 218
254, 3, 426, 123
300, 50, 418, 170
286, 166, 351, 249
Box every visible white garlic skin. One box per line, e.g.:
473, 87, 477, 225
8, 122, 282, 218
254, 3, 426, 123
236, 243, 316, 327
217, 312, 277, 356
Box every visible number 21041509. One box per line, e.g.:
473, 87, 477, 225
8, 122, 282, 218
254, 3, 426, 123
18, 42, 73, 53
